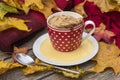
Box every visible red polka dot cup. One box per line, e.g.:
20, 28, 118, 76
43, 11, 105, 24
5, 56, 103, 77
47, 11, 95, 52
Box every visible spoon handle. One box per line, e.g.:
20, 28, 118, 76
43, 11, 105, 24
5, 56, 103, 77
39, 62, 79, 74
54, 66, 80, 74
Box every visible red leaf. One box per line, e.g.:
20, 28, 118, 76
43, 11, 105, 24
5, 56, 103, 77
116, 36, 120, 48
55, 0, 74, 10
19, 0, 24, 3
84, 1, 102, 27
74, 0, 84, 6
84, 1, 102, 16
82, 1, 120, 48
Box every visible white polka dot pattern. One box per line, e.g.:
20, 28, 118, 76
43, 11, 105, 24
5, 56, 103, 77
48, 25, 83, 52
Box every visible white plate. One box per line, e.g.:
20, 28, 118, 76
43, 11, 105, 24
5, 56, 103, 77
33, 32, 99, 66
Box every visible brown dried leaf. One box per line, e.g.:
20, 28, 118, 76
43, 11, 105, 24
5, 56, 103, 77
12, 46, 30, 61
13, 46, 30, 54
91, 42, 120, 75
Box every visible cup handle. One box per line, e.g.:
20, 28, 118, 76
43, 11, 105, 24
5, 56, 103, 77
82, 20, 96, 41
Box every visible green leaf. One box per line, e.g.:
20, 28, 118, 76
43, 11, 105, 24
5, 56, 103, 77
0, 7, 7, 19
0, 2, 18, 19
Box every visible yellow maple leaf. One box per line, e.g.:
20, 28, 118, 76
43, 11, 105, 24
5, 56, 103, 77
3, 0, 44, 14
91, 0, 120, 12
22, 58, 53, 75
24, 0, 44, 9
3, 0, 60, 18
73, 0, 87, 18
0, 17, 30, 32
22, 65, 52, 75
91, 42, 120, 75
3, 0, 23, 10
32, 0, 59, 18
22, 0, 44, 13
0, 60, 22, 75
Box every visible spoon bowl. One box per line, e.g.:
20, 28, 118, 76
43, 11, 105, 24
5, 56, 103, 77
15, 53, 80, 74
16, 53, 34, 65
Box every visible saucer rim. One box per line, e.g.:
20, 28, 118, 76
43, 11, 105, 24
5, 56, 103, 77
33, 32, 99, 66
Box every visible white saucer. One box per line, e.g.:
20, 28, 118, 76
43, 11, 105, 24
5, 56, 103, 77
33, 32, 99, 66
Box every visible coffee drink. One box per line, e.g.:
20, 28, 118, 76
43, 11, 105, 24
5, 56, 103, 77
48, 14, 82, 28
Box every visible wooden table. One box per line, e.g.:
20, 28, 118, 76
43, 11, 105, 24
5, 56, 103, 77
0, 28, 120, 80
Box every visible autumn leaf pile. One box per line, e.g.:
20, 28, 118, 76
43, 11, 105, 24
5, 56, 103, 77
0, 0, 120, 48
0, 0, 120, 78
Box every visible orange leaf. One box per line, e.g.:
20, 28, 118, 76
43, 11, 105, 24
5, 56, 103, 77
12, 46, 30, 61
13, 46, 30, 54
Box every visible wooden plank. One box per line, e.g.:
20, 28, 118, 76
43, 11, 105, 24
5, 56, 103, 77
80, 69, 120, 80
0, 51, 11, 60
42, 73, 71, 80
41, 69, 120, 80
0, 68, 54, 80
